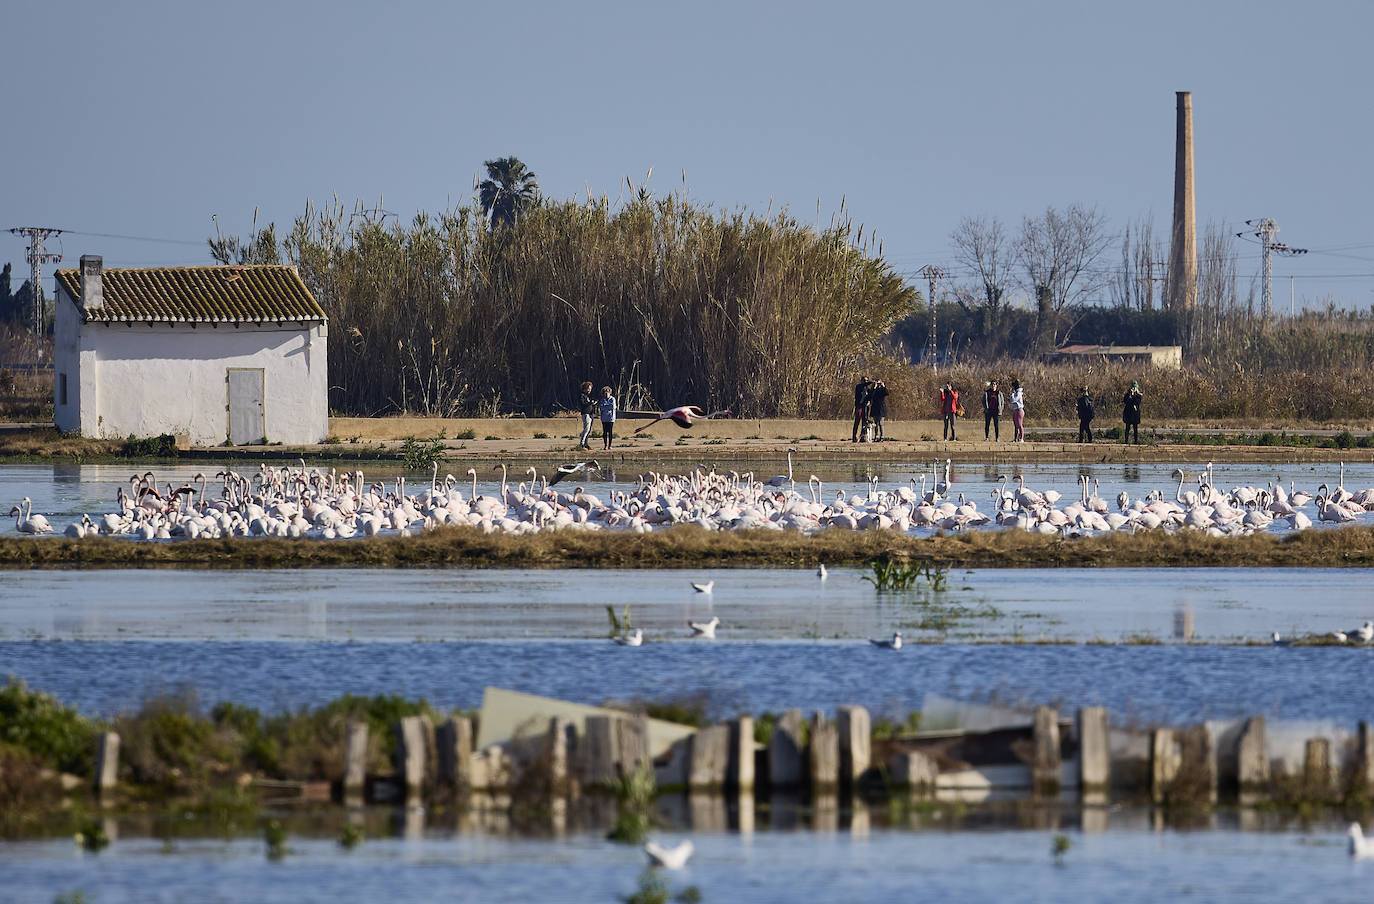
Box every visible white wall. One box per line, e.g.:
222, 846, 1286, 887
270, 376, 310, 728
54, 299, 328, 445
53, 286, 82, 434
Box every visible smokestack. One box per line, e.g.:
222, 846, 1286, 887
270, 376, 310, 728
80, 254, 104, 311
1167, 91, 1197, 311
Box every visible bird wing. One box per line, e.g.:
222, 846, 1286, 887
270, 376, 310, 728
634, 415, 669, 434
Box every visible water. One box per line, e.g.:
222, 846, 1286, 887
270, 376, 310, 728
2, 821, 1368, 904
1, 566, 1369, 644
5, 640, 1371, 726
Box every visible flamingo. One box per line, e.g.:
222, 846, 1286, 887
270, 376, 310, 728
763, 449, 796, 488
9, 498, 52, 534
634, 405, 733, 433
548, 459, 600, 487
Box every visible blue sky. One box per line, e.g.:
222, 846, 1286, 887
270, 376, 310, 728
4, 0, 1372, 311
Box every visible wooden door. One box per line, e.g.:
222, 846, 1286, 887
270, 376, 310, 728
227, 368, 265, 445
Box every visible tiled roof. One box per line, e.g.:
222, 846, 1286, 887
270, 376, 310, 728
54, 265, 326, 324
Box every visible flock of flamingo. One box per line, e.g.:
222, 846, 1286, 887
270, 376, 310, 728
7, 457, 1374, 541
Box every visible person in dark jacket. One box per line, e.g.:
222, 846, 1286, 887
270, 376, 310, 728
577, 380, 596, 449
851, 377, 874, 442
982, 379, 1005, 441
869, 380, 890, 441
1076, 387, 1095, 443
1122, 380, 1142, 444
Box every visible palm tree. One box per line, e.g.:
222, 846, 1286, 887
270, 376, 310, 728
477, 156, 539, 229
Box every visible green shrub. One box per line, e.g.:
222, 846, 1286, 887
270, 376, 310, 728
120, 434, 179, 458
400, 432, 447, 471
1333, 429, 1356, 449
0, 677, 97, 774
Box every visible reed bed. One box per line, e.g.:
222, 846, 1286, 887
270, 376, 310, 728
3, 524, 1373, 570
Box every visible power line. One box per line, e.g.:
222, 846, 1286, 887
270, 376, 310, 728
7, 227, 62, 335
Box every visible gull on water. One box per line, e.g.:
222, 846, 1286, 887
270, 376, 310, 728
613, 628, 644, 647
1352, 621, 1374, 644
1271, 632, 1293, 648
1331, 630, 1349, 644
817, 563, 827, 580
1351, 823, 1372, 859
690, 581, 714, 594
644, 839, 694, 870
688, 615, 720, 638
870, 631, 903, 650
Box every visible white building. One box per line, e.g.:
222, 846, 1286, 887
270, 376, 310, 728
53, 255, 329, 446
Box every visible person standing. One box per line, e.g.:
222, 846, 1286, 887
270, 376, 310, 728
577, 380, 596, 450
851, 377, 874, 442
1009, 379, 1025, 442
982, 379, 1005, 441
1076, 386, 1095, 443
598, 385, 617, 451
940, 382, 959, 441
869, 380, 889, 441
1122, 380, 1143, 444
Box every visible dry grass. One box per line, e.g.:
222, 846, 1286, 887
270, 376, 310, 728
3, 524, 1374, 570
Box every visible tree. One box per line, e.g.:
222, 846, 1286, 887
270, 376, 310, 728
949, 216, 1014, 354
477, 156, 539, 229
1015, 204, 1112, 351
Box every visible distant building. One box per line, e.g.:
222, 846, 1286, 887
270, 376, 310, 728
53, 255, 328, 445
1043, 344, 1183, 370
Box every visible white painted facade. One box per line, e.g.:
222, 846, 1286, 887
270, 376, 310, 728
53, 270, 328, 446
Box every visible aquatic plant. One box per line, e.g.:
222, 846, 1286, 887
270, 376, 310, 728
338, 823, 365, 849
1052, 833, 1071, 865
74, 819, 109, 852
0, 677, 97, 775
607, 762, 657, 844
862, 558, 949, 592
263, 819, 287, 860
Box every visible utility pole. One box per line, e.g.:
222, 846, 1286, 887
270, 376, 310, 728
1240, 218, 1306, 319
918, 265, 944, 370
8, 226, 64, 335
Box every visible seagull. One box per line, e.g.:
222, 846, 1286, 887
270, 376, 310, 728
613, 629, 644, 647
870, 631, 903, 650
1351, 621, 1374, 644
1351, 823, 1372, 859
1330, 630, 1348, 644
817, 563, 827, 580
644, 839, 694, 870
548, 459, 599, 487
691, 581, 714, 594
1270, 632, 1293, 648
688, 616, 720, 638
634, 405, 732, 434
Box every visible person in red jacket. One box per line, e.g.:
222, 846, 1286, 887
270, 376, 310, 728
940, 382, 959, 440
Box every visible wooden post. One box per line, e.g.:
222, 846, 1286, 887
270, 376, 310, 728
1150, 729, 1180, 804
809, 713, 839, 792
1077, 706, 1109, 794
94, 732, 120, 796
435, 717, 473, 789
1032, 705, 1061, 794
1303, 738, 1331, 795
730, 717, 754, 793
396, 716, 428, 794
836, 705, 871, 792
1356, 722, 1374, 792
768, 709, 805, 789
343, 722, 368, 799
616, 716, 649, 777
547, 717, 570, 793
1235, 716, 1268, 795
582, 716, 617, 785
688, 724, 731, 791
889, 750, 937, 789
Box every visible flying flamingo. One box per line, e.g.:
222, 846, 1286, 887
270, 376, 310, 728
634, 405, 732, 433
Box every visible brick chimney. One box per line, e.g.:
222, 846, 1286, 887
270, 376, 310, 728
79, 254, 103, 310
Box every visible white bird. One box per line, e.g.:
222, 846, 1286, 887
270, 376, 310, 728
1351, 621, 1374, 644
1351, 823, 1372, 859
634, 405, 732, 433
1271, 632, 1293, 648
644, 839, 694, 870
817, 563, 828, 580
691, 581, 714, 594
613, 628, 644, 647
870, 631, 903, 650
763, 449, 796, 488
688, 616, 720, 638
1331, 630, 1349, 644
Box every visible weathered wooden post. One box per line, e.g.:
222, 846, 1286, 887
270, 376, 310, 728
768, 709, 805, 789
729, 716, 754, 793
1356, 721, 1374, 793
435, 716, 473, 790
582, 716, 617, 785
547, 717, 570, 794
94, 732, 120, 796
688, 724, 730, 791
343, 722, 368, 801
1032, 705, 1061, 795
616, 716, 649, 777
1150, 729, 1180, 804
1235, 716, 1268, 799
1303, 737, 1331, 797
1077, 706, 1109, 796
836, 705, 871, 792
809, 713, 839, 792
889, 750, 937, 790
396, 716, 429, 795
